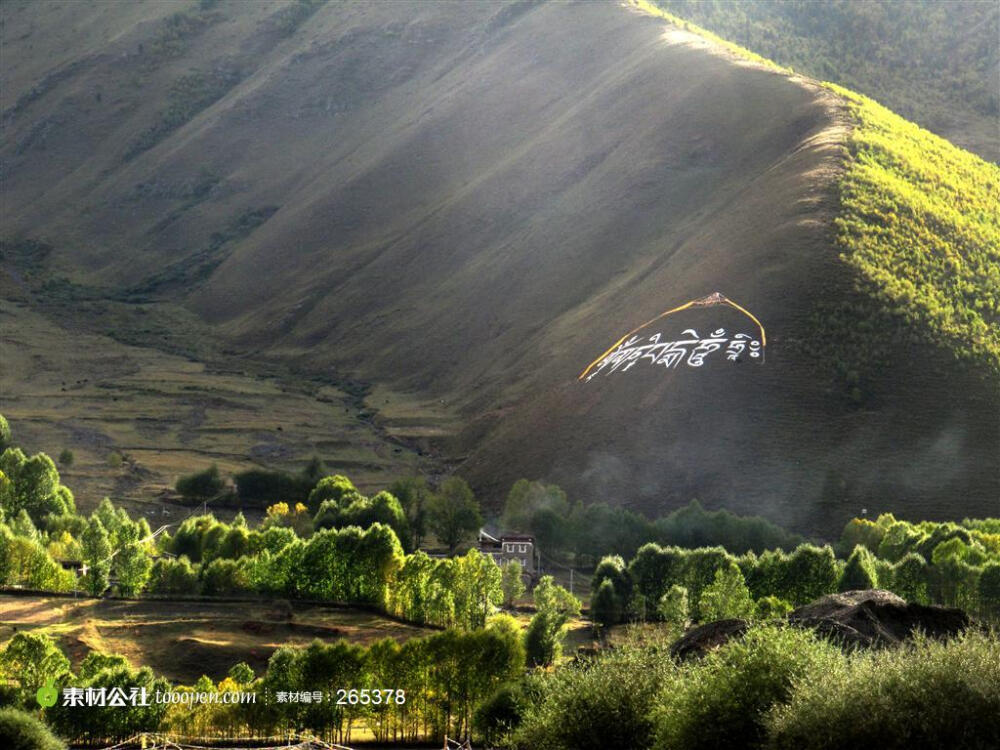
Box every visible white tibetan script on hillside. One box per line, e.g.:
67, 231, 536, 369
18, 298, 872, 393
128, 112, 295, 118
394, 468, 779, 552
584, 328, 761, 381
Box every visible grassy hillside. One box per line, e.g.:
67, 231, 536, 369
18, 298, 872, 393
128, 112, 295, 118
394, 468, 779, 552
633, 0, 1000, 381
830, 87, 1000, 375
1, 0, 997, 533
0, 292, 430, 513
651, 0, 1000, 162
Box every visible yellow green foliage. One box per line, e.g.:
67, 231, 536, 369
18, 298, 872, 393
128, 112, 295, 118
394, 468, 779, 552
630, 0, 788, 73
634, 0, 1000, 378
829, 85, 1000, 374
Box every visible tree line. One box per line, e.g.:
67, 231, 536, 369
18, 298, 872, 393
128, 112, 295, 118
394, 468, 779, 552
591, 511, 1000, 628
0, 620, 525, 746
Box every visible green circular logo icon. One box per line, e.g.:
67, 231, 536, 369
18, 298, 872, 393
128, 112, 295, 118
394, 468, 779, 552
36, 678, 58, 708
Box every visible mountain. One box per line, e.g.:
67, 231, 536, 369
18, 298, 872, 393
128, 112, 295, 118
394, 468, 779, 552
1, 0, 997, 535
653, 0, 1000, 162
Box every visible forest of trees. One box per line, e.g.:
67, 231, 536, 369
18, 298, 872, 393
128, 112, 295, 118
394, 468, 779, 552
1, 602, 996, 748
590, 513, 1000, 628
3, 410, 1000, 630
0, 622, 526, 745
2, 412, 999, 747
652, 0, 999, 162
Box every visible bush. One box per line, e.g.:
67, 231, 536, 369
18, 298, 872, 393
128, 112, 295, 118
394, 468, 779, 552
698, 561, 754, 622
0, 415, 12, 452
591, 578, 621, 628
756, 595, 794, 620
57, 450, 73, 467
652, 625, 842, 750
0, 707, 65, 750
474, 682, 527, 747
513, 646, 675, 750
657, 585, 689, 628
766, 631, 1000, 750
236, 468, 312, 506
148, 556, 199, 594
175, 464, 224, 501
200, 557, 249, 595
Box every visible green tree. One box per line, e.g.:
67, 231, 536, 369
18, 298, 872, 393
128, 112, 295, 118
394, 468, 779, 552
0, 469, 12, 520
877, 520, 925, 562
79, 652, 130, 680
201, 557, 249, 595
657, 584, 690, 628
81, 516, 111, 596
57, 449, 74, 468
0, 449, 71, 523
890, 552, 929, 604
501, 559, 526, 607
94, 497, 127, 538
217, 525, 250, 560
782, 544, 839, 603
427, 477, 482, 554
0, 707, 66, 750
315, 491, 411, 550
175, 464, 224, 501
502, 479, 568, 533
113, 522, 152, 596
148, 555, 199, 594
228, 661, 255, 685
450, 548, 503, 630
592, 555, 633, 620
389, 476, 432, 548
977, 562, 1000, 621
0, 632, 70, 707
591, 578, 621, 629
0, 415, 11, 452
11, 509, 38, 540
698, 561, 754, 621
524, 575, 581, 666
839, 544, 879, 591
46, 661, 169, 742
653, 625, 842, 750
474, 683, 526, 748
306, 474, 358, 514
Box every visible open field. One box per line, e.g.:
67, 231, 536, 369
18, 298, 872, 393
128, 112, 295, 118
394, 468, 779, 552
0, 594, 435, 684
0, 293, 434, 515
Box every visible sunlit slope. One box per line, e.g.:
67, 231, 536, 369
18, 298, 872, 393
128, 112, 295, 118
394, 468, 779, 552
829, 87, 1000, 373
2, 1, 997, 533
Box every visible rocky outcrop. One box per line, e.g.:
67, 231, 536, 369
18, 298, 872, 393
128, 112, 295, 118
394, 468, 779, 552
787, 589, 970, 649
669, 589, 971, 659
669, 618, 750, 660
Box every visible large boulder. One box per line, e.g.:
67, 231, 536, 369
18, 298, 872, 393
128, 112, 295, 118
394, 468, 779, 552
669, 618, 750, 661
669, 590, 971, 659
787, 589, 970, 649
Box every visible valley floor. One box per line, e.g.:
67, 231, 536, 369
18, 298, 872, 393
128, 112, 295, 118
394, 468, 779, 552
0, 594, 434, 685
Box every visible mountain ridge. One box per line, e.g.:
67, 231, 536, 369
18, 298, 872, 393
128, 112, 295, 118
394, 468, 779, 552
1, 0, 996, 533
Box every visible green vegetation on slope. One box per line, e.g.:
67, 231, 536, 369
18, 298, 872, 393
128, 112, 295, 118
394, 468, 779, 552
633, 0, 1000, 382
831, 87, 1000, 375
651, 0, 1000, 161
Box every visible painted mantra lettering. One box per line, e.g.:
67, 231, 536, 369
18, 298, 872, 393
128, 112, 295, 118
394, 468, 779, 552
584, 328, 761, 381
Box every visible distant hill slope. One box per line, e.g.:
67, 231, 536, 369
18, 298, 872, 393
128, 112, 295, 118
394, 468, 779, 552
1, 0, 997, 534
653, 0, 1000, 162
